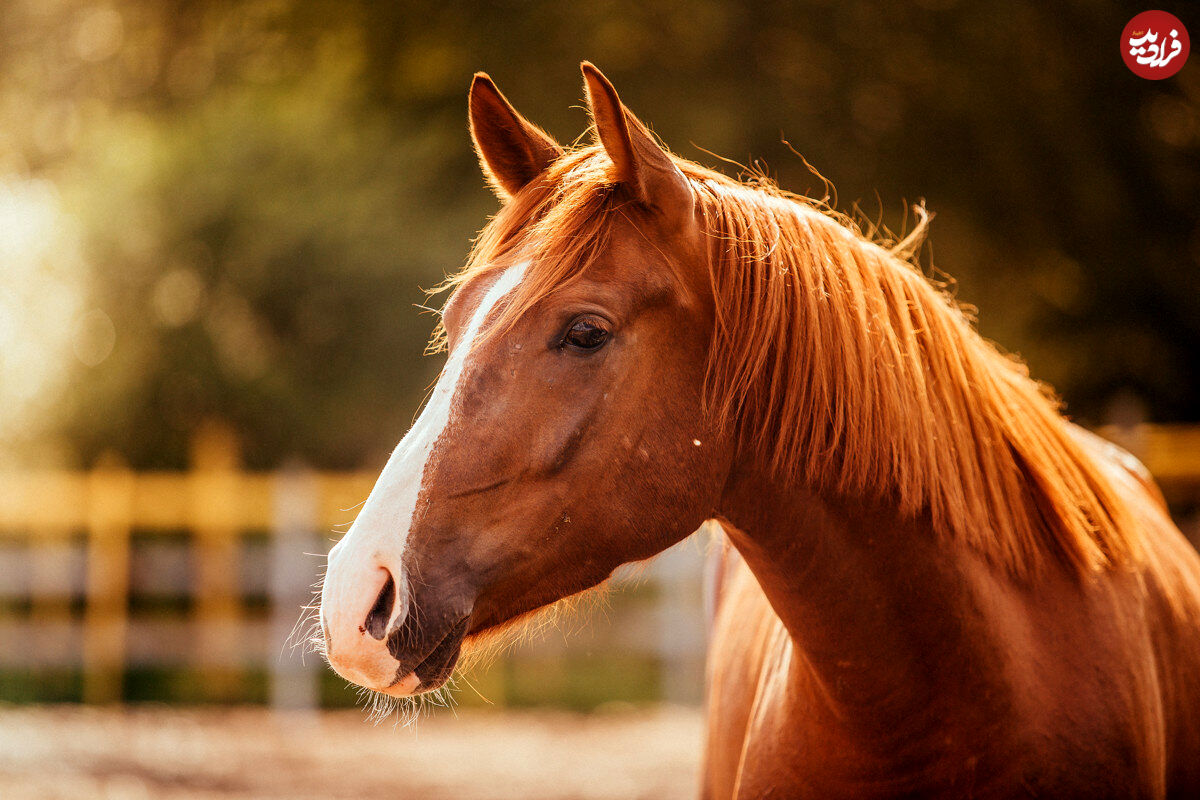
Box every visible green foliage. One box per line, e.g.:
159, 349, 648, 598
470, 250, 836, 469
1, 0, 1197, 469
0, 669, 83, 704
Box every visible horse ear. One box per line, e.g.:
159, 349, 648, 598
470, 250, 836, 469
469, 72, 563, 199
581, 62, 692, 215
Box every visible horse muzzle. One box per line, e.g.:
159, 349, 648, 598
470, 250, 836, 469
319, 535, 471, 696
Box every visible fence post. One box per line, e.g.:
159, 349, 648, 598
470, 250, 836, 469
270, 460, 321, 715
654, 524, 711, 705
190, 421, 243, 700
82, 453, 134, 704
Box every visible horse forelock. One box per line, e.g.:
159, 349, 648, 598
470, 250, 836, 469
435, 143, 1143, 580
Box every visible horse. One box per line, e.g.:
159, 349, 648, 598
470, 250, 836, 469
317, 63, 1200, 797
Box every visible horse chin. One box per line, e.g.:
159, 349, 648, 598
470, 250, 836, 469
378, 672, 423, 697
385, 616, 470, 695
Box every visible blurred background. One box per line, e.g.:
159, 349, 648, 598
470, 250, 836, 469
0, 0, 1197, 797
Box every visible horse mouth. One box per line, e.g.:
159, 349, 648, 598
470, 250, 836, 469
386, 616, 469, 695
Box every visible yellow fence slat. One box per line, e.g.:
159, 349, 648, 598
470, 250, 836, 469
314, 473, 376, 532
0, 472, 88, 529
0, 471, 373, 535
1140, 427, 1200, 483
1098, 424, 1200, 485
190, 423, 244, 700
82, 454, 134, 704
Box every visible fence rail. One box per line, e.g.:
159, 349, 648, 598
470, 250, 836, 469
1098, 424, 1200, 488
0, 423, 1196, 707
0, 425, 376, 705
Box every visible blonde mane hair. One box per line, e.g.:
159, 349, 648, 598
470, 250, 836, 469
435, 144, 1140, 579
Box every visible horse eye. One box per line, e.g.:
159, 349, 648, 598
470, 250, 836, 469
562, 317, 610, 352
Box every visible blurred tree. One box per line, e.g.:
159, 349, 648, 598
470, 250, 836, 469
0, 0, 1196, 469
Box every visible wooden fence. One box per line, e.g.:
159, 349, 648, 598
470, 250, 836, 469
0, 422, 710, 707
0, 424, 377, 705
0, 423, 1196, 708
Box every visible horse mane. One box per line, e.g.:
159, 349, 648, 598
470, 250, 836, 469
436, 144, 1141, 579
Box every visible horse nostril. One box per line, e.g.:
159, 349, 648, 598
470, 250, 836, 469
364, 572, 395, 640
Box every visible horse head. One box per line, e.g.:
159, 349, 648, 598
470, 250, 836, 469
319, 64, 732, 696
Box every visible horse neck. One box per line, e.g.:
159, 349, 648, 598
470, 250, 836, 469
716, 460, 1019, 738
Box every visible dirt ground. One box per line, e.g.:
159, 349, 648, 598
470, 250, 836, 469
0, 705, 704, 799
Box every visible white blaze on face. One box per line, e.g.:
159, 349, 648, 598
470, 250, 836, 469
320, 262, 527, 688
